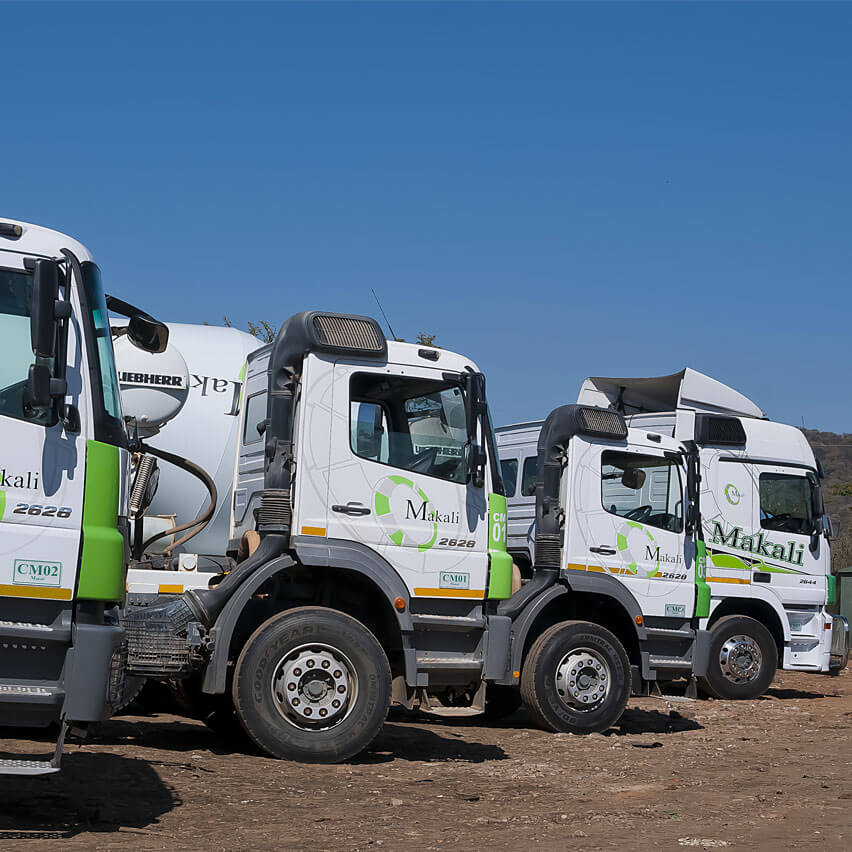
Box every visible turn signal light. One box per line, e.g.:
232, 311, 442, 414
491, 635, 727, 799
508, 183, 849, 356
634, 615, 644, 626
393, 597, 406, 612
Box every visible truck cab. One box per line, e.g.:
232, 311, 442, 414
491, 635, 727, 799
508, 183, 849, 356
577, 368, 847, 694
0, 219, 160, 774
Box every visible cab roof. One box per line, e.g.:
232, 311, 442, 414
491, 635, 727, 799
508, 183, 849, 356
0, 218, 94, 264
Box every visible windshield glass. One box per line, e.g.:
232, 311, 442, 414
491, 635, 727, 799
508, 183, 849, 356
759, 473, 816, 536
80, 262, 122, 421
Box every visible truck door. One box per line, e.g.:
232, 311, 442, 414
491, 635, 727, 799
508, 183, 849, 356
0, 260, 87, 604
701, 451, 756, 586
230, 350, 269, 545
564, 437, 695, 619
750, 462, 825, 606
324, 360, 490, 601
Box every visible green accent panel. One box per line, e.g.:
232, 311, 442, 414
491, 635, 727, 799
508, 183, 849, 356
237, 361, 247, 407
374, 492, 391, 516
417, 524, 438, 553
0, 489, 5, 521
389, 529, 404, 546
752, 561, 798, 575
827, 574, 836, 606
77, 440, 125, 602
487, 493, 512, 600
389, 475, 413, 488
710, 552, 751, 572
416, 488, 429, 502
616, 533, 627, 551
627, 561, 637, 573
695, 540, 711, 619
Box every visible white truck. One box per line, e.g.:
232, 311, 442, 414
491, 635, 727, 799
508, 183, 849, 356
0, 219, 168, 774
496, 368, 849, 701
113, 311, 717, 762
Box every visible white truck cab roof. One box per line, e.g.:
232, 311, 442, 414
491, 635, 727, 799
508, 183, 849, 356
0, 218, 94, 263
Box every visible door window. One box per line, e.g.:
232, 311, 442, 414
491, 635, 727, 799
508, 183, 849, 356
521, 456, 538, 496
0, 268, 36, 422
242, 391, 267, 446
601, 451, 683, 533
500, 459, 518, 497
349, 373, 468, 483
759, 473, 815, 536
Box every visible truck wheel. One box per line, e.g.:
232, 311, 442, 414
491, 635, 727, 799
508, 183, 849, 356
520, 621, 631, 734
233, 606, 391, 763
698, 615, 777, 700
482, 684, 523, 721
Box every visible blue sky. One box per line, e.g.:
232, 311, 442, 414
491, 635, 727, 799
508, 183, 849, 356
3, 2, 850, 430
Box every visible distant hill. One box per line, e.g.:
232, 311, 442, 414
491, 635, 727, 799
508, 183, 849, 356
803, 430, 852, 572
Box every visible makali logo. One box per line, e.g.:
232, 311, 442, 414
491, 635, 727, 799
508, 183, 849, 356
724, 483, 742, 506
373, 475, 459, 552
0, 468, 40, 490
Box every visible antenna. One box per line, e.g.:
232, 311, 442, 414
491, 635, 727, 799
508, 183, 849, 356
371, 288, 398, 341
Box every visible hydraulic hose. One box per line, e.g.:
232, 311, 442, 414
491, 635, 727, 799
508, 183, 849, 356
138, 443, 218, 557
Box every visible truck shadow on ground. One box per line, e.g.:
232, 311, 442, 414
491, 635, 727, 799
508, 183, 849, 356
85, 715, 509, 765
0, 752, 178, 839
764, 686, 837, 700
427, 706, 703, 737
359, 722, 508, 764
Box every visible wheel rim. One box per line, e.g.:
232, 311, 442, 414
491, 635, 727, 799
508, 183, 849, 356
719, 634, 763, 684
554, 647, 611, 712
271, 643, 358, 731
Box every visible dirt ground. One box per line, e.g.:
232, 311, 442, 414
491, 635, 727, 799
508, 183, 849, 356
1, 667, 850, 851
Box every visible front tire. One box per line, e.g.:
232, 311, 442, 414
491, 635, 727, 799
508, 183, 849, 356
233, 606, 391, 763
698, 615, 777, 700
520, 621, 631, 734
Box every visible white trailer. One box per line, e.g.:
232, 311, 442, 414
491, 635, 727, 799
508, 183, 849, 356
496, 368, 848, 700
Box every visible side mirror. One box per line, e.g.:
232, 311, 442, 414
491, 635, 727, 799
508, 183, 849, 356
465, 443, 486, 488
128, 313, 169, 354
106, 294, 169, 354
30, 258, 60, 359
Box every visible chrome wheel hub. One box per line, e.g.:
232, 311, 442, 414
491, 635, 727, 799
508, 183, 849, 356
555, 647, 611, 711
719, 634, 762, 684
272, 643, 357, 730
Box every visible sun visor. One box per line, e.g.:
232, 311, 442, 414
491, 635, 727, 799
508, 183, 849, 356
577, 368, 765, 419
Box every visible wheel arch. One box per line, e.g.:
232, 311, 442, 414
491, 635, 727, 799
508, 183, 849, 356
706, 594, 786, 664
201, 540, 413, 694
506, 580, 643, 680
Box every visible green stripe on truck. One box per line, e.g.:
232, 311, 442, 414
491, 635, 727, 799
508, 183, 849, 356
77, 440, 125, 602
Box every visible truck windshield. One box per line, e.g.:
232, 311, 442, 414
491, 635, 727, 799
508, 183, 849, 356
80, 262, 122, 423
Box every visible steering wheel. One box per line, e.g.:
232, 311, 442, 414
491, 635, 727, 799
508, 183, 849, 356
625, 505, 652, 521
408, 446, 439, 474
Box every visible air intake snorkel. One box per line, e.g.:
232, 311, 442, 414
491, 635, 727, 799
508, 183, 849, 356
499, 404, 628, 619
182, 311, 388, 626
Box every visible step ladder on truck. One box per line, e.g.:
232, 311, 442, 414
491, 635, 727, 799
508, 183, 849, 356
0, 219, 168, 775
496, 368, 849, 702
118, 310, 716, 762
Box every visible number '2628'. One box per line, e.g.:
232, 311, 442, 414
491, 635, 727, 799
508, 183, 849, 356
13, 504, 72, 518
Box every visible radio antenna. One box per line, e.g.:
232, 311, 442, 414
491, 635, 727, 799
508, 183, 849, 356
371, 288, 399, 341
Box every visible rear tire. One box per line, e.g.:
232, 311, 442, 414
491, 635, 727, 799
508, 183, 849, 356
698, 615, 777, 700
520, 620, 631, 734
233, 606, 391, 763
